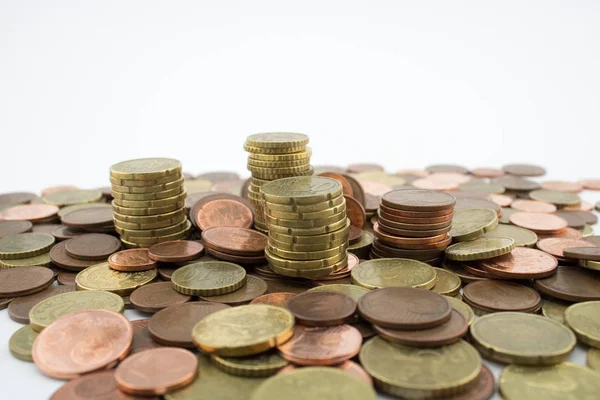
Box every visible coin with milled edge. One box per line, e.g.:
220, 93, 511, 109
431, 268, 461, 296
212, 351, 288, 378
76, 262, 157, 296
171, 261, 246, 296
445, 296, 475, 326
7, 285, 76, 324
477, 247, 557, 279
450, 208, 498, 242
445, 237, 515, 261
564, 301, 600, 349
535, 265, 600, 302
351, 258, 437, 289
9, 325, 38, 361
200, 275, 268, 305
482, 224, 537, 247
0, 267, 54, 298
246, 132, 309, 149
110, 158, 182, 180
260, 177, 342, 205
0, 233, 55, 260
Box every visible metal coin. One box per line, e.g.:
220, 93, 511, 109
171, 261, 246, 296
463, 280, 541, 313
49, 240, 96, 271
536, 237, 594, 259
449, 208, 498, 242
535, 265, 600, 302
0, 267, 54, 298
445, 237, 515, 261
541, 298, 570, 325
42, 190, 103, 207
286, 291, 356, 326
502, 163, 546, 177
381, 189, 455, 211
431, 268, 461, 296
200, 275, 268, 305
250, 292, 297, 307
130, 319, 165, 354
8, 285, 75, 324
76, 262, 157, 296
202, 227, 267, 256
351, 258, 437, 289
482, 224, 538, 247
64, 233, 121, 261
477, 247, 557, 279
108, 249, 158, 272
0, 232, 55, 260
564, 301, 600, 349
129, 282, 191, 313
529, 189, 581, 207
110, 158, 182, 180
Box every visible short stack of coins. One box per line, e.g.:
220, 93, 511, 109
261, 176, 350, 278
372, 189, 455, 265
109, 158, 191, 248
244, 132, 313, 233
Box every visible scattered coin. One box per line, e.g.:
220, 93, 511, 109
49, 240, 96, 270
481, 224, 538, 247
0, 267, 54, 298
476, 247, 558, 279
171, 261, 246, 296
450, 208, 498, 242
130, 281, 191, 313
541, 298, 570, 325
0, 220, 32, 237
510, 199, 556, 213
446, 237, 515, 261
430, 267, 461, 296
8, 285, 76, 324
0, 232, 55, 260
130, 319, 164, 353
541, 180, 583, 193
529, 189, 581, 207
536, 237, 594, 259
1, 204, 59, 223
564, 301, 600, 348
108, 248, 158, 272
192, 196, 254, 231
536, 265, 600, 302
502, 163, 545, 177
200, 275, 268, 305
463, 280, 541, 314
148, 240, 204, 262
9, 325, 38, 362
351, 258, 437, 289
212, 351, 288, 378
64, 233, 121, 261
75, 262, 157, 296
286, 291, 356, 326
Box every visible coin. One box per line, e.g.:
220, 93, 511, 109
0, 232, 55, 260
450, 208, 498, 242
57, 271, 77, 286
63, 233, 121, 261
7, 285, 75, 324
246, 132, 309, 149
536, 237, 594, 259
510, 199, 556, 213
76, 262, 157, 296
171, 261, 246, 296
566, 247, 600, 262
129, 282, 191, 313
541, 298, 570, 325
459, 180, 505, 194
445, 237, 515, 261
260, 177, 342, 206
200, 275, 268, 305
373, 224, 451, 247
212, 351, 288, 378
502, 163, 546, 177
431, 267, 461, 296
148, 240, 204, 262
477, 247, 557, 279
42, 189, 103, 207
112, 176, 184, 195
481, 224, 538, 247
50, 371, 156, 400
551, 210, 586, 229
541, 180, 583, 193
108, 248, 157, 272
536, 265, 600, 301
191, 196, 254, 230
1, 204, 59, 223
381, 189, 455, 211
110, 158, 182, 180
0, 191, 37, 206
113, 191, 187, 209
445, 296, 475, 326
306, 284, 369, 302
564, 301, 600, 348
470, 312, 575, 365
129, 319, 164, 353
351, 258, 437, 289
202, 226, 267, 256
529, 189, 581, 207
490, 193, 513, 207
9, 325, 38, 362
286, 291, 356, 326
454, 197, 501, 216
463, 280, 541, 313
588, 348, 600, 370
49, 240, 95, 270
250, 292, 297, 307
0, 267, 54, 298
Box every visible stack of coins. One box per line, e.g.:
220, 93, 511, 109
372, 189, 454, 265
109, 158, 191, 248
261, 176, 350, 279
244, 133, 313, 233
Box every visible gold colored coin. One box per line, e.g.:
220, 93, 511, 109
9, 325, 38, 361
120, 227, 191, 248
264, 194, 345, 213
0, 233, 55, 260
482, 224, 538, 247
113, 213, 187, 231
192, 304, 295, 356
29, 291, 124, 332
251, 167, 314, 180
587, 348, 600, 371
265, 210, 347, 229
564, 301, 600, 348
0, 252, 52, 269
500, 363, 600, 400
356, 171, 406, 188
111, 185, 183, 201
248, 149, 312, 162
116, 219, 191, 239
250, 367, 377, 400
445, 296, 475, 326
113, 207, 185, 224
351, 258, 437, 290
268, 236, 348, 252
268, 219, 350, 244
247, 157, 310, 168
265, 201, 346, 221
267, 217, 349, 236
110, 158, 182, 180
579, 259, 600, 271
111, 200, 185, 216
267, 242, 348, 261
211, 352, 288, 377
75, 262, 157, 296
57, 202, 112, 218
244, 143, 307, 154
431, 268, 461, 296
260, 176, 343, 206
529, 189, 581, 207
110, 172, 182, 188
246, 132, 309, 149
307, 284, 370, 302
445, 237, 515, 261
171, 261, 246, 296
348, 230, 374, 257
184, 179, 213, 194
470, 312, 576, 365
360, 337, 481, 399
458, 180, 505, 194
268, 261, 337, 278
265, 247, 347, 270
112, 190, 187, 209
42, 189, 103, 206
541, 298, 570, 325
580, 224, 594, 238
111, 177, 184, 194
449, 208, 498, 242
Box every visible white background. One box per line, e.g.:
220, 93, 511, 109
1, 1, 600, 399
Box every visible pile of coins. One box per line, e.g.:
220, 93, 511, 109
109, 158, 191, 247
244, 133, 313, 233
261, 176, 350, 279
372, 189, 454, 264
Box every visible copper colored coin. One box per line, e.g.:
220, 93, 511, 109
1, 204, 59, 222
192, 195, 254, 230
130, 319, 164, 353
358, 287, 451, 330
586, 236, 600, 246
379, 209, 453, 225
344, 195, 366, 229
552, 211, 587, 229
563, 247, 600, 261
0, 267, 54, 298
377, 221, 451, 238
489, 193, 513, 207
470, 168, 505, 179
0, 220, 32, 237
446, 364, 494, 400
52, 225, 85, 241
492, 175, 541, 191
8, 285, 76, 324
196, 171, 240, 182
50, 370, 156, 400
426, 164, 469, 174
443, 260, 488, 283
41, 185, 78, 196
200, 275, 268, 305
463, 281, 541, 312
286, 291, 357, 326
373, 223, 451, 248
318, 172, 354, 196
511, 199, 557, 213
536, 227, 583, 241
382, 189, 456, 212
341, 174, 366, 207
462, 264, 495, 279
477, 247, 558, 279
250, 292, 296, 307
64, 233, 121, 261
374, 310, 468, 347
61, 207, 114, 228
32, 223, 62, 235
157, 264, 179, 281
202, 226, 267, 256
115, 347, 198, 396
130, 282, 191, 313
536, 238, 595, 258
510, 212, 568, 234
579, 179, 600, 191
49, 241, 95, 271
347, 163, 384, 173
0, 191, 37, 205
562, 210, 597, 225
535, 265, 600, 302
277, 324, 362, 365
147, 240, 204, 262
57, 271, 77, 285
32, 309, 132, 379
109, 249, 157, 272
205, 247, 266, 264
348, 226, 362, 245
379, 204, 453, 218
541, 180, 583, 193
279, 360, 373, 386
502, 163, 546, 177
454, 197, 501, 216
372, 239, 444, 260
148, 302, 231, 347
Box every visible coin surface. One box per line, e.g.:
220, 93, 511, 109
250, 292, 297, 307
477, 247, 558, 279
286, 291, 356, 326
463, 280, 541, 313
63, 233, 121, 261
0, 267, 54, 298
42, 189, 103, 207
108, 248, 158, 272
430, 268, 461, 296
470, 312, 576, 365
260, 177, 342, 205
0, 232, 55, 260
75, 262, 157, 296
563, 246, 600, 261
502, 163, 546, 177
482, 224, 538, 247
510, 199, 557, 213
529, 189, 581, 207
202, 226, 267, 256
130, 319, 164, 353
148, 240, 204, 262
381, 189, 455, 211
110, 158, 182, 180
564, 301, 600, 348
1, 204, 60, 222
445, 296, 475, 326
171, 261, 246, 296
535, 265, 600, 302
60, 206, 114, 228
49, 240, 95, 271
588, 348, 600, 370
193, 197, 254, 230
200, 275, 268, 305
536, 237, 595, 259
351, 258, 437, 289
450, 208, 498, 242
130, 281, 191, 313
9, 324, 38, 361
445, 237, 515, 261
0, 220, 33, 237
541, 298, 570, 325
307, 284, 369, 302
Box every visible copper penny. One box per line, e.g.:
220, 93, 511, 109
196, 171, 240, 182
277, 324, 362, 365
191, 195, 254, 230
587, 236, 600, 246
477, 247, 557, 279
535, 265, 600, 301
0, 220, 32, 237
454, 197, 501, 216
379, 203, 453, 218
158, 264, 179, 281
202, 226, 267, 256
510, 212, 568, 234
492, 175, 541, 191
536, 227, 583, 241
347, 163, 384, 173
41, 185, 78, 196
52, 225, 85, 241
8, 285, 75, 324
502, 163, 546, 177
579, 179, 600, 191
374, 309, 468, 347
109, 249, 157, 272
115, 348, 197, 396
1, 204, 59, 222
61, 207, 114, 228
511, 199, 557, 213
286, 291, 356, 326
425, 164, 468, 174
50, 370, 157, 400
0, 191, 37, 205
536, 238, 595, 258
442, 260, 488, 283
563, 247, 600, 261
205, 247, 266, 264
470, 168, 505, 179
148, 240, 204, 262
412, 178, 459, 191
342, 174, 366, 207
377, 220, 451, 237
379, 209, 453, 225
373, 223, 451, 248
130, 282, 191, 313
57, 271, 77, 285
130, 319, 164, 353
33, 309, 132, 379
0, 267, 54, 298
541, 180, 583, 193
360, 181, 394, 197
446, 364, 494, 400
318, 173, 354, 197
64, 233, 121, 261
264, 278, 315, 294
148, 302, 230, 347
49, 240, 96, 271
344, 195, 366, 229
561, 210, 597, 225
463, 281, 541, 312
489, 193, 513, 207
462, 264, 495, 279
358, 287, 451, 330
250, 292, 296, 307
553, 211, 588, 229
200, 275, 268, 305
348, 226, 363, 244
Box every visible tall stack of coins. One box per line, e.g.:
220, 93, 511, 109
261, 176, 350, 278
372, 189, 454, 265
244, 133, 313, 233
109, 158, 190, 248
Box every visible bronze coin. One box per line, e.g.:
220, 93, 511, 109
0, 191, 37, 206
586, 236, 600, 246
502, 163, 546, 177
471, 168, 505, 178
0, 267, 54, 298
454, 197, 501, 216
563, 210, 597, 225
250, 292, 296, 307
130, 319, 165, 354
348, 226, 363, 245
374, 309, 468, 347
347, 163, 385, 173
130, 282, 191, 313
196, 171, 240, 182
49, 240, 96, 271
277, 324, 362, 365
541, 180, 583, 193
579, 179, 600, 191
50, 370, 157, 400
451, 191, 492, 201
553, 211, 588, 229
536, 227, 583, 241
490, 193, 513, 207
381, 189, 455, 212
109, 249, 157, 272
61, 207, 114, 228
377, 220, 451, 237
1, 204, 59, 222
477, 247, 558, 279
463, 281, 541, 312
115, 348, 198, 396
200, 275, 268, 305
536, 238, 595, 259
412, 177, 459, 191
535, 265, 600, 302
373, 223, 451, 248
318, 172, 354, 197
510, 212, 568, 234
191, 194, 254, 230
206, 247, 267, 264
41, 185, 78, 196
462, 264, 495, 279
57, 271, 77, 285
511, 199, 557, 213
563, 247, 600, 261
364, 193, 380, 212
446, 364, 494, 400
52, 225, 85, 241
148, 302, 231, 347
286, 291, 357, 326
0, 297, 13, 309
0, 220, 32, 237
358, 287, 451, 330
342, 174, 366, 207
148, 240, 204, 262
442, 260, 488, 283
202, 226, 267, 256
64, 233, 121, 261
8, 285, 76, 324
372, 239, 445, 260
157, 264, 179, 281
492, 175, 541, 191
33, 309, 132, 379
379, 209, 453, 225
344, 195, 366, 229
425, 164, 468, 174
379, 203, 453, 218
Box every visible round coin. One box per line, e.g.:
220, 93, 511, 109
564, 301, 600, 348
502, 163, 546, 177
130, 319, 164, 353
1, 204, 59, 222
246, 132, 309, 148
535, 265, 600, 302
381, 189, 455, 211
110, 158, 182, 180
260, 177, 343, 205
147, 240, 204, 262
449, 208, 498, 242
171, 261, 246, 296
250, 292, 297, 307
130, 282, 191, 313
482, 224, 538, 247
445, 237, 515, 261
108, 248, 157, 272
463, 281, 541, 313
430, 268, 461, 296
0, 232, 55, 260
202, 227, 267, 256
212, 351, 288, 378
192, 197, 254, 231
286, 291, 356, 326
49, 240, 95, 271
351, 258, 437, 290
541, 298, 570, 325
511, 199, 557, 213
61, 206, 114, 228
200, 275, 268, 305
0, 267, 54, 298
63, 233, 120, 261
42, 190, 103, 207
8, 285, 76, 324
0, 220, 32, 237
9, 325, 38, 361
477, 247, 558, 279
563, 246, 600, 261
75, 262, 157, 296
536, 238, 594, 259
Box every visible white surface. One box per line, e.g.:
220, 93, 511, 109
1, 1, 600, 399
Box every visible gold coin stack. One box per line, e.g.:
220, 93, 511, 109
109, 158, 191, 248
261, 176, 350, 278
244, 132, 313, 233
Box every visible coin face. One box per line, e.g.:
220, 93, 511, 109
148, 240, 204, 262
0, 232, 55, 260
108, 249, 158, 272
449, 208, 498, 242
129, 282, 191, 313
110, 158, 182, 179
0, 220, 33, 237
246, 132, 309, 148
171, 261, 246, 296
0, 267, 55, 298
202, 227, 267, 256
381, 189, 455, 211
200, 275, 268, 305
463, 281, 541, 312
1, 204, 59, 222
75, 262, 157, 296
351, 258, 437, 289
260, 177, 342, 205
564, 301, 600, 348
64, 233, 121, 261
42, 190, 103, 207
213, 351, 288, 378
193, 198, 254, 231
482, 224, 538, 247
9, 325, 38, 362
8, 285, 76, 324
477, 247, 558, 279
536, 238, 595, 259
445, 237, 515, 261
286, 291, 356, 326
